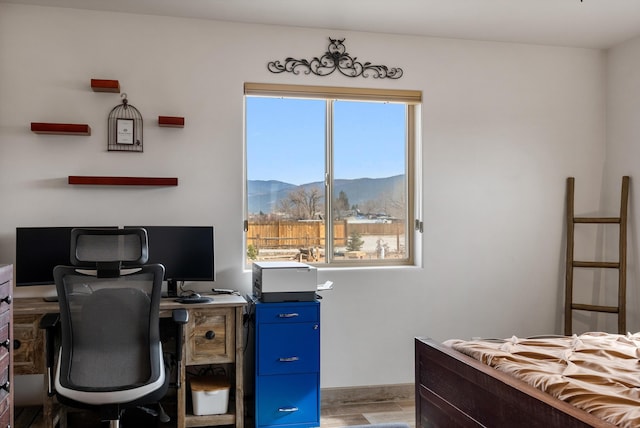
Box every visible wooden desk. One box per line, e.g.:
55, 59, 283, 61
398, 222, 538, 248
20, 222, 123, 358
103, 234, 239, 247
14, 294, 246, 428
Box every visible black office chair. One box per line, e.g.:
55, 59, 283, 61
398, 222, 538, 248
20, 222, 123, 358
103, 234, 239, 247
41, 228, 186, 427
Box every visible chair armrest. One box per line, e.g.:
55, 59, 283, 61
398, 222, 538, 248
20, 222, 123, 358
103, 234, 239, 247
172, 309, 188, 388
172, 308, 188, 325
39, 312, 60, 330
39, 313, 60, 397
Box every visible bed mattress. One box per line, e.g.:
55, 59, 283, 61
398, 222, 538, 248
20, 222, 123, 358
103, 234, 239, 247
445, 332, 640, 427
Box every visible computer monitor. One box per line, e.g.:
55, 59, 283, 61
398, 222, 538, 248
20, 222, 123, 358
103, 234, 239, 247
15, 227, 74, 286
15, 226, 116, 286
125, 226, 215, 297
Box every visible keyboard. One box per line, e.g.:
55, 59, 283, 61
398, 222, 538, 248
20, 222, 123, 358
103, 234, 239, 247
175, 296, 214, 304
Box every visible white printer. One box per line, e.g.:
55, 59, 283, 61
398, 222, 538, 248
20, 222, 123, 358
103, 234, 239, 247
252, 261, 317, 302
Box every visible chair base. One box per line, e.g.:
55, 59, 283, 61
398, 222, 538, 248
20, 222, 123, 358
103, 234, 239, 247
57, 399, 170, 427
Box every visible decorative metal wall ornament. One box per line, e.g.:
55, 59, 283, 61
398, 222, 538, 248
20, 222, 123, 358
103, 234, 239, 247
267, 38, 403, 79
108, 93, 143, 152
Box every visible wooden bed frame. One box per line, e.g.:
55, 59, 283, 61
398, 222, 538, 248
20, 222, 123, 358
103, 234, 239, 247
414, 337, 617, 428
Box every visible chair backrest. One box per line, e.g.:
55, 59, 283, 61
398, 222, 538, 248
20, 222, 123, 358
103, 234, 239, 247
71, 227, 149, 277
54, 228, 165, 398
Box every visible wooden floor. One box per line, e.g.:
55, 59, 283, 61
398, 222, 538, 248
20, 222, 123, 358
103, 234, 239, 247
16, 399, 416, 427
321, 398, 415, 427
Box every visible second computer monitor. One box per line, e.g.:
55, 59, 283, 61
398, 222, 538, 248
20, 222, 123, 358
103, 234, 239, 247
126, 226, 215, 297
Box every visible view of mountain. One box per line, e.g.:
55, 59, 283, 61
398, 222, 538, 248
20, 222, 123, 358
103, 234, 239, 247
248, 175, 404, 214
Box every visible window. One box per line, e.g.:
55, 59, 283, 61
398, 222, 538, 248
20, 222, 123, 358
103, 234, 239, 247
244, 83, 421, 267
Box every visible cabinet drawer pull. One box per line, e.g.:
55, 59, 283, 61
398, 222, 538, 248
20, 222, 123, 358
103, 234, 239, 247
205, 330, 215, 340
278, 313, 299, 318
0, 339, 9, 350
278, 356, 299, 362
1, 295, 11, 305
278, 406, 299, 413
0, 381, 9, 393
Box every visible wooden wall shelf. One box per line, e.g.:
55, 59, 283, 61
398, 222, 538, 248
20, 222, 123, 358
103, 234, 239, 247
158, 116, 185, 128
91, 79, 120, 93
68, 176, 178, 186
31, 122, 91, 135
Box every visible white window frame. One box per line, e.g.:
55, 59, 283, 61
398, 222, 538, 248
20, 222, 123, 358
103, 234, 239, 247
244, 82, 422, 267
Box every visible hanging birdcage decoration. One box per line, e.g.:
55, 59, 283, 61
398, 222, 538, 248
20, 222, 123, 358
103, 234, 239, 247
108, 93, 143, 152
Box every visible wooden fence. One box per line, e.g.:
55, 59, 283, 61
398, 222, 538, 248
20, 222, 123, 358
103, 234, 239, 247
247, 220, 405, 249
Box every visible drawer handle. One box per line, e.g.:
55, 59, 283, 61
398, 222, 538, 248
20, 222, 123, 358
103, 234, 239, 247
205, 330, 216, 340
12, 340, 20, 350
278, 406, 299, 413
1, 296, 11, 305
278, 313, 299, 318
278, 356, 299, 362
0, 381, 9, 393
0, 339, 9, 350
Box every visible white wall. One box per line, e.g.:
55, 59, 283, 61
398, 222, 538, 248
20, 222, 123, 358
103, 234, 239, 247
604, 35, 640, 334
0, 4, 608, 397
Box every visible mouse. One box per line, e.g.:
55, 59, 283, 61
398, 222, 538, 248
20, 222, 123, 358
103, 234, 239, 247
189, 292, 201, 299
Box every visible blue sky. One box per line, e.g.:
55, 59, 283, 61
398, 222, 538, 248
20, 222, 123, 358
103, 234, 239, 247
246, 97, 406, 186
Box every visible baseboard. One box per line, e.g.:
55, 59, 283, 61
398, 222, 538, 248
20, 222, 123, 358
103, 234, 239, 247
320, 383, 414, 407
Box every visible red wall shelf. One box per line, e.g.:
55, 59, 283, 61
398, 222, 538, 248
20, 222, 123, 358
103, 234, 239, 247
158, 116, 185, 128
68, 176, 178, 186
31, 122, 91, 135
91, 79, 120, 93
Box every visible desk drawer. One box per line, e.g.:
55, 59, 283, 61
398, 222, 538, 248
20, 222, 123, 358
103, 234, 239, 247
0, 404, 8, 428
0, 280, 9, 315
0, 353, 8, 390
256, 373, 319, 427
257, 322, 319, 375
186, 307, 234, 365
0, 310, 10, 354
0, 389, 8, 427
256, 302, 319, 324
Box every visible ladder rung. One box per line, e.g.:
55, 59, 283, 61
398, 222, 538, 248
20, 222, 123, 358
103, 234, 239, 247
574, 217, 620, 224
573, 261, 620, 269
571, 303, 619, 314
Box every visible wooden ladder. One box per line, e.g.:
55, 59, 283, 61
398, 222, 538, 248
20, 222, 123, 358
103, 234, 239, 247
564, 176, 630, 335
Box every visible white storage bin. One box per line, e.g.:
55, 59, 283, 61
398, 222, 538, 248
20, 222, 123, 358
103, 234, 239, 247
190, 376, 230, 416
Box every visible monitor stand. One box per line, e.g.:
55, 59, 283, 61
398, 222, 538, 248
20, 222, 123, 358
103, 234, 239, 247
167, 279, 179, 298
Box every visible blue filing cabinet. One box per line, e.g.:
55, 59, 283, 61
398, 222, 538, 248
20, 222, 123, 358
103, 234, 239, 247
254, 300, 320, 428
